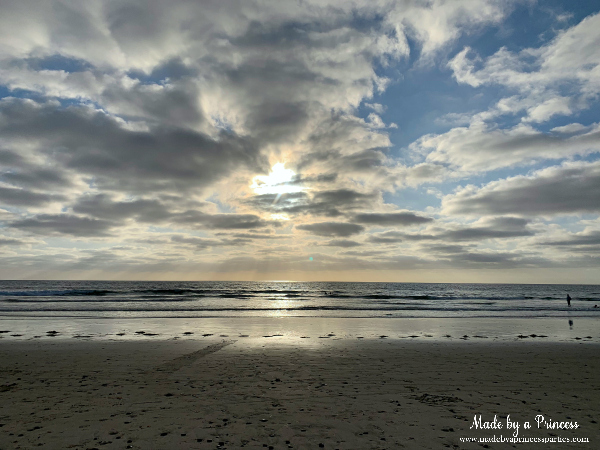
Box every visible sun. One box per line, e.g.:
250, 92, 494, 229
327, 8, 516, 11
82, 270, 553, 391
251, 163, 306, 195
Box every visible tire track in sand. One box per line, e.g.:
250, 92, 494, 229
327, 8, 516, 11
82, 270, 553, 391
155, 340, 235, 374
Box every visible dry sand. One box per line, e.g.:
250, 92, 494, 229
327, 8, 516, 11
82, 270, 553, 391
1, 331, 598, 449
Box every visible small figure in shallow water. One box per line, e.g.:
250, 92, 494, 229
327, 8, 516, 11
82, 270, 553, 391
567, 294, 571, 307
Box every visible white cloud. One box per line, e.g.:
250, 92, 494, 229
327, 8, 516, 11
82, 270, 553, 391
413, 121, 600, 172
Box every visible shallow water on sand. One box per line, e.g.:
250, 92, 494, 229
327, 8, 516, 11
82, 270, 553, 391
1, 317, 598, 344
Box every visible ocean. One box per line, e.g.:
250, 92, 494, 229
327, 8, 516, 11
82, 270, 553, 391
1, 280, 599, 319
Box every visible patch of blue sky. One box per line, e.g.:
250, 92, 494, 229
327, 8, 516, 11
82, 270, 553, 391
349, 9, 385, 35
457, 1, 599, 60
371, 45, 516, 139
24, 54, 93, 73
571, 152, 600, 164
538, 102, 600, 134
0, 85, 48, 101
127, 57, 195, 85
540, 215, 595, 233
205, 194, 235, 214
383, 186, 443, 212
0, 85, 12, 99
457, 2, 565, 57
463, 164, 550, 187
0, 83, 100, 112
126, 69, 168, 86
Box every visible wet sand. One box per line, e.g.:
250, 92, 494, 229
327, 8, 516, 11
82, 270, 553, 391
0, 327, 598, 449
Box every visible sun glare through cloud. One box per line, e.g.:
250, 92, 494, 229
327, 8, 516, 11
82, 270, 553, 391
251, 163, 306, 196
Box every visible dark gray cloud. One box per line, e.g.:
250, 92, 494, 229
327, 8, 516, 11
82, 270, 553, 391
71, 194, 278, 231
174, 211, 275, 230
0, 186, 64, 207
541, 231, 600, 247
354, 211, 433, 226
72, 194, 171, 223
324, 239, 362, 248
442, 217, 534, 241
367, 217, 534, 244
100, 80, 204, 128
297, 148, 388, 174
296, 222, 364, 237
367, 231, 405, 244
423, 243, 551, 268
444, 161, 600, 216
0, 149, 25, 165
215, 232, 287, 240
170, 235, 249, 249
0, 237, 29, 246
289, 173, 338, 185
314, 189, 375, 205
10, 214, 115, 237
0, 98, 266, 194
1, 168, 72, 190
245, 189, 376, 218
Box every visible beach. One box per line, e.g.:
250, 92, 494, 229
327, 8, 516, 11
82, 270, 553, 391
1, 318, 598, 449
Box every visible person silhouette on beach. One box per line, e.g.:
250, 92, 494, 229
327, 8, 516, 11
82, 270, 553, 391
567, 294, 571, 307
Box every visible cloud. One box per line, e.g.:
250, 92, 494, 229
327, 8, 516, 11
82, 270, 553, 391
415, 121, 600, 172
71, 193, 278, 231
0, 98, 266, 195
0, 185, 64, 207
441, 217, 534, 240
296, 222, 365, 237
72, 194, 171, 222
10, 214, 115, 237
170, 235, 248, 249
367, 216, 534, 244
541, 230, 600, 247
0, 237, 30, 247
244, 189, 377, 218
173, 211, 275, 230
325, 239, 362, 248
443, 161, 600, 216
354, 211, 433, 226
2, 168, 72, 190
422, 243, 551, 268
215, 232, 287, 241
367, 231, 405, 244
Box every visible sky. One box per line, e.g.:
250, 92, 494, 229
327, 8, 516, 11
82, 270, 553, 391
0, 0, 600, 283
